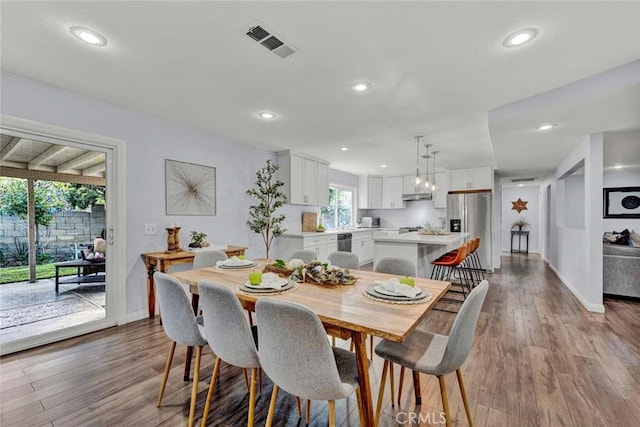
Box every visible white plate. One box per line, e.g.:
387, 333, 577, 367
374, 285, 422, 298
243, 278, 288, 290
217, 262, 259, 269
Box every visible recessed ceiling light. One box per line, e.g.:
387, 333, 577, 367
380, 164, 387, 168
258, 111, 277, 120
503, 27, 539, 48
341, 147, 349, 151
538, 123, 557, 131
613, 164, 623, 169
351, 82, 371, 92
70, 26, 107, 46
518, 184, 524, 187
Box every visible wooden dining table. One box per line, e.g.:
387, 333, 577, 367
170, 259, 450, 427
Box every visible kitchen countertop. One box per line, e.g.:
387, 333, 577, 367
282, 228, 397, 237
373, 232, 468, 245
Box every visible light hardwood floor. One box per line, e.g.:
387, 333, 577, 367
1, 255, 639, 426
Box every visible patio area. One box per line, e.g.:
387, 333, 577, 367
0, 277, 105, 344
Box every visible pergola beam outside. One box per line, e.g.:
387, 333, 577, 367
0, 137, 22, 161
1, 166, 105, 186
57, 152, 104, 173
28, 145, 66, 169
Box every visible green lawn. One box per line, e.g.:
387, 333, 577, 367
0, 264, 78, 284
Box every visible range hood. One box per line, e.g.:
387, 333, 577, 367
402, 192, 433, 201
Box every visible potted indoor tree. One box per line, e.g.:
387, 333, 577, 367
246, 160, 287, 258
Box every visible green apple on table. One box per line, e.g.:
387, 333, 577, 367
248, 271, 262, 286
399, 277, 415, 288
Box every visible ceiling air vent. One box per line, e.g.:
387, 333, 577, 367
511, 177, 537, 183
245, 22, 297, 59
246, 25, 270, 41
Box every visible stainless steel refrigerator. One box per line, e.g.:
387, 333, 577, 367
447, 191, 492, 271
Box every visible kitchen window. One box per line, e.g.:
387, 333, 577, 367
320, 185, 355, 229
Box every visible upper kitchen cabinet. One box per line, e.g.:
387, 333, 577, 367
358, 175, 383, 209
448, 166, 493, 191
277, 150, 330, 206
432, 171, 449, 208
382, 176, 404, 209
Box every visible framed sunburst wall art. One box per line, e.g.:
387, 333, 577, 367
165, 159, 216, 215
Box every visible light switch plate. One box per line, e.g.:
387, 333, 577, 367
144, 223, 157, 235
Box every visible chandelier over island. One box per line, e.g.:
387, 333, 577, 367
412, 135, 439, 194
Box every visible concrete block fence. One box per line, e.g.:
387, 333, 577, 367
0, 205, 105, 266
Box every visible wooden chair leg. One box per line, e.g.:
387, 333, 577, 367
201, 356, 221, 427
248, 368, 257, 427
157, 341, 176, 406
328, 400, 336, 427
306, 399, 311, 424
265, 384, 279, 427
350, 340, 354, 352
389, 362, 395, 408
375, 360, 389, 427
242, 368, 249, 392
295, 396, 302, 417
397, 366, 405, 405
457, 369, 473, 427
188, 346, 203, 427
355, 385, 365, 427
438, 375, 451, 427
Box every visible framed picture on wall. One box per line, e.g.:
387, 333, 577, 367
603, 186, 640, 218
165, 159, 216, 215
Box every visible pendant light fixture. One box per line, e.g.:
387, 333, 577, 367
414, 136, 423, 188
423, 143, 432, 192
431, 150, 439, 192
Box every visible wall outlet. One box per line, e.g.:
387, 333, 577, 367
144, 223, 157, 235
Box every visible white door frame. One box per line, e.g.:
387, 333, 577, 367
0, 114, 126, 355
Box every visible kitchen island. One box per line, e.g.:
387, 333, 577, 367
373, 232, 468, 278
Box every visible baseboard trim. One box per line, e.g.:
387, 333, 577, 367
548, 264, 605, 313
126, 309, 149, 323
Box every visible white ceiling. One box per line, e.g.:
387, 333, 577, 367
1, 1, 639, 178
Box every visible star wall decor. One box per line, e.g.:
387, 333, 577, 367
511, 198, 528, 213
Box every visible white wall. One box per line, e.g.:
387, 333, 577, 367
359, 200, 445, 229
0, 71, 287, 319
542, 133, 604, 312
603, 130, 640, 232
501, 186, 540, 253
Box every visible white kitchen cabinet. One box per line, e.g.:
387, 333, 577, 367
382, 176, 404, 209
448, 167, 493, 191
358, 175, 383, 209
432, 171, 449, 208
278, 234, 337, 261
352, 231, 373, 265
277, 151, 330, 206
316, 162, 329, 207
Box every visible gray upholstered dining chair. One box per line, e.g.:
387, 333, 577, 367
193, 250, 228, 269
356, 257, 418, 359
374, 257, 416, 277
256, 298, 364, 427
374, 280, 489, 427
290, 249, 317, 263
154, 272, 208, 427
328, 251, 360, 269
198, 281, 261, 427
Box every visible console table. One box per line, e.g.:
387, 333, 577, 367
510, 230, 529, 254
54, 259, 106, 292
140, 246, 247, 318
